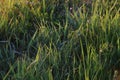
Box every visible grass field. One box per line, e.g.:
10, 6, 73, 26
0, 0, 120, 80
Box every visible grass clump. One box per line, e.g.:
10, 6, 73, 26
0, 0, 120, 80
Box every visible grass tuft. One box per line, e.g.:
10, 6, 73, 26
0, 0, 120, 80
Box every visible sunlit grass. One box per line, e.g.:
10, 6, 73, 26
0, 0, 120, 80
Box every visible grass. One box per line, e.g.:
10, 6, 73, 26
0, 0, 120, 80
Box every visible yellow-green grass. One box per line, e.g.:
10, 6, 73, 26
0, 0, 120, 80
